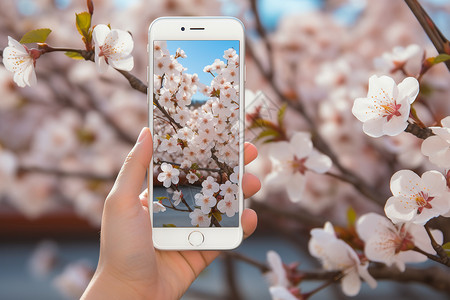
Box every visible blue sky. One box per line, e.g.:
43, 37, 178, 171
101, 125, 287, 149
165, 40, 239, 102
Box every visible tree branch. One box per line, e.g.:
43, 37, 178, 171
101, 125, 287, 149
404, 0, 450, 71
405, 121, 434, 139
424, 223, 450, 265
228, 251, 450, 294
18, 166, 115, 181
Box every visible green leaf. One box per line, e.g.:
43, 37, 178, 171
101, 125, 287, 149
442, 242, 450, 257
277, 103, 287, 127
255, 129, 280, 142
427, 54, 450, 65
20, 28, 52, 44
64, 51, 84, 60
433, 54, 450, 64
156, 196, 168, 201
347, 207, 357, 227
76, 12, 91, 39
163, 224, 177, 227
212, 210, 222, 222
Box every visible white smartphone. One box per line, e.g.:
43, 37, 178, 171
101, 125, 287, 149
147, 17, 245, 250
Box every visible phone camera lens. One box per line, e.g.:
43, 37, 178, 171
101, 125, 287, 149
181, 27, 185, 31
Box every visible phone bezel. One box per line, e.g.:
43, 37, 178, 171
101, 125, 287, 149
148, 17, 245, 250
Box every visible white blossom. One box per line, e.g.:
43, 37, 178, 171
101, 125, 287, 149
157, 163, 180, 188
309, 222, 377, 296
352, 75, 419, 137
421, 116, 450, 168
189, 208, 211, 227
385, 170, 450, 224
93, 24, 134, 73
357, 213, 443, 271
153, 201, 166, 213
194, 192, 216, 214
266, 132, 332, 202
374, 44, 421, 72
201, 176, 220, 196
2, 36, 37, 87
217, 194, 238, 217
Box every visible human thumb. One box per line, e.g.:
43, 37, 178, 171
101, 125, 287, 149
105, 127, 152, 208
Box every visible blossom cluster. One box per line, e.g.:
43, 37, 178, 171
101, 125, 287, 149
152, 42, 240, 227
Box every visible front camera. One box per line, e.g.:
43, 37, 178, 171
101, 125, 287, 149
181, 27, 185, 31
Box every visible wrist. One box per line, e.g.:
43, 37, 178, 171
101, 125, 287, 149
81, 267, 148, 300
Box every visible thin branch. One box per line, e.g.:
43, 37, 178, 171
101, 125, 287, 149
18, 166, 115, 181
228, 251, 450, 293
404, 0, 450, 71
424, 223, 450, 265
251, 200, 326, 228
249, 0, 274, 80
405, 121, 434, 139
155, 160, 222, 173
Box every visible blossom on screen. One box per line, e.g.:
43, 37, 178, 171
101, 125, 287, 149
357, 213, 443, 271
201, 176, 220, 196
421, 116, 450, 168
153, 201, 166, 213
309, 222, 377, 296
194, 192, 217, 214
189, 208, 211, 227
217, 194, 238, 217
93, 24, 134, 73
157, 163, 180, 188
2, 36, 38, 87
266, 132, 332, 202
352, 75, 419, 137
385, 170, 450, 225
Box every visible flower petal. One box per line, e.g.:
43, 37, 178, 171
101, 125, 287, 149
290, 132, 312, 158
384, 195, 416, 224
341, 270, 361, 296
397, 77, 419, 104
304, 150, 332, 173
93, 24, 111, 47
108, 54, 134, 71
382, 113, 408, 136
362, 117, 385, 137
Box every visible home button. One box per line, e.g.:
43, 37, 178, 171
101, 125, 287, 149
188, 231, 204, 246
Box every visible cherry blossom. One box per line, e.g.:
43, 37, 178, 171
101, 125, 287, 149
201, 176, 220, 196
309, 222, 377, 296
157, 163, 180, 188
421, 116, 450, 168
265, 251, 298, 300
194, 192, 217, 214
2, 36, 38, 87
266, 132, 332, 202
220, 180, 238, 196
153, 201, 166, 213
374, 44, 421, 72
357, 213, 443, 271
172, 190, 182, 206
186, 171, 199, 184
385, 170, 450, 224
217, 194, 238, 217
189, 208, 211, 227
93, 24, 134, 73
352, 75, 419, 137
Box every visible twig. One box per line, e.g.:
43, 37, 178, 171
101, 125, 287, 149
405, 121, 434, 139
18, 166, 115, 181
412, 246, 450, 267
249, 0, 274, 80
404, 0, 450, 71
251, 200, 326, 228
228, 251, 450, 293
223, 254, 243, 300
424, 223, 450, 265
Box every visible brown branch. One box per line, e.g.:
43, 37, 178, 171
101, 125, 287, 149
251, 200, 326, 228
228, 251, 450, 294
424, 223, 450, 265
405, 121, 434, 139
404, 0, 450, 71
18, 166, 115, 181
249, 0, 274, 81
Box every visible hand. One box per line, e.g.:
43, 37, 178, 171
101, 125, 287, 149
81, 127, 261, 300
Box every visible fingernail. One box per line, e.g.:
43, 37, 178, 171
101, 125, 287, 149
137, 127, 149, 143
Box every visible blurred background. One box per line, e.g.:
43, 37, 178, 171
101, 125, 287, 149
1, 0, 450, 299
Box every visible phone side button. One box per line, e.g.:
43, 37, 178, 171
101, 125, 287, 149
188, 231, 204, 246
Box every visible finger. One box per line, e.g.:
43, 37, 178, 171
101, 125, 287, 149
242, 173, 261, 198
244, 142, 258, 165
242, 208, 258, 239
106, 128, 152, 205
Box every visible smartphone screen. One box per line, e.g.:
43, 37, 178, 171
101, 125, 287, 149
151, 40, 240, 228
